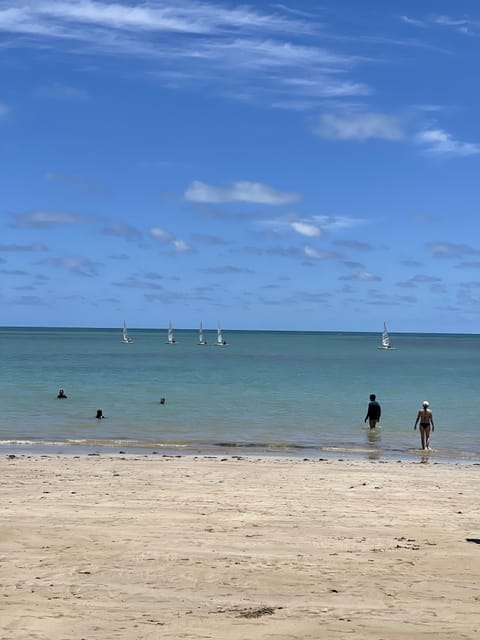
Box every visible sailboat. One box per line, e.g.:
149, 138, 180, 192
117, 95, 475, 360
215, 323, 228, 347
197, 321, 208, 345
166, 320, 176, 344
121, 320, 133, 344
378, 322, 395, 350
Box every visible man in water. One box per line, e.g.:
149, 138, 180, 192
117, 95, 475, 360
57, 389, 67, 399
414, 400, 435, 450
364, 394, 381, 429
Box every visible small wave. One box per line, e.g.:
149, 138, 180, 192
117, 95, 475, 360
0, 440, 39, 445
0, 437, 477, 464
214, 441, 318, 450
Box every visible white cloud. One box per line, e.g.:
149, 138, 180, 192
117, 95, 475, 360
0, 102, 8, 117
173, 239, 190, 252
12, 210, 91, 228
40, 256, 102, 276
313, 215, 366, 230
340, 271, 382, 281
149, 227, 173, 242
400, 15, 426, 27
316, 112, 405, 141
427, 242, 480, 258
290, 221, 323, 237
303, 245, 340, 260
271, 4, 319, 20
149, 226, 191, 253
0, 1, 311, 42
315, 110, 480, 159
185, 180, 300, 205
416, 128, 480, 157
28, 1, 311, 36
280, 76, 369, 99
264, 214, 365, 237
37, 2, 205, 33
201, 38, 354, 71
0, 2, 365, 108
401, 13, 476, 34
433, 15, 469, 28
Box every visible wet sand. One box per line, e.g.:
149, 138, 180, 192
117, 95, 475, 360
1, 453, 479, 639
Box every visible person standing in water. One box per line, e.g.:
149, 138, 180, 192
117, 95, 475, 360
364, 394, 381, 429
414, 401, 435, 450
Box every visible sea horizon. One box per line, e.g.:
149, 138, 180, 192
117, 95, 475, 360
2, 324, 480, 336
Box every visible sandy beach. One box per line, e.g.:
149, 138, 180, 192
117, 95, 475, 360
1, 453, 478, 639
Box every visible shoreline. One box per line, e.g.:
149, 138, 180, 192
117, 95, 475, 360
3, 327, 480, 472
1, 438, 478, 466
2, 453, 478, 639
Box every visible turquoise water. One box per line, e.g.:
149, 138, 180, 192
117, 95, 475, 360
0, 327, 479, 462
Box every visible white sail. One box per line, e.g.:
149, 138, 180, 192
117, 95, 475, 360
379, 322, 394, 349
216, 323, 228, 346
382, 323, 390, 348
167, 320, 175, 344
197, 321, 207, 345
121, 320, 133, 343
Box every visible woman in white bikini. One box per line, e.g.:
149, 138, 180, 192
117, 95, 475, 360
414, 401, 435, 450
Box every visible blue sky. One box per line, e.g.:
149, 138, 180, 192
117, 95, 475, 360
2, 0, 480, 333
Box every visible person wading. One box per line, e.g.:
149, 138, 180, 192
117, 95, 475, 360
414, 400, 435, 450
364, 394, 381, 429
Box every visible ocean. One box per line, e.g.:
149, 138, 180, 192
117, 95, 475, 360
1, 327, 479, 463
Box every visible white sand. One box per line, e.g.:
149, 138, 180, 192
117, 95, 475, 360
1, 453, 479, 639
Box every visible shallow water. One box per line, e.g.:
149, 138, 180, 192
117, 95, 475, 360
0, 327, 479, 462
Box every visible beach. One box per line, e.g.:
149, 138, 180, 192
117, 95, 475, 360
1, 453, 478, 639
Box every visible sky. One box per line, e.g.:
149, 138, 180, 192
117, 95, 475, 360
2, 0, 480, 333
